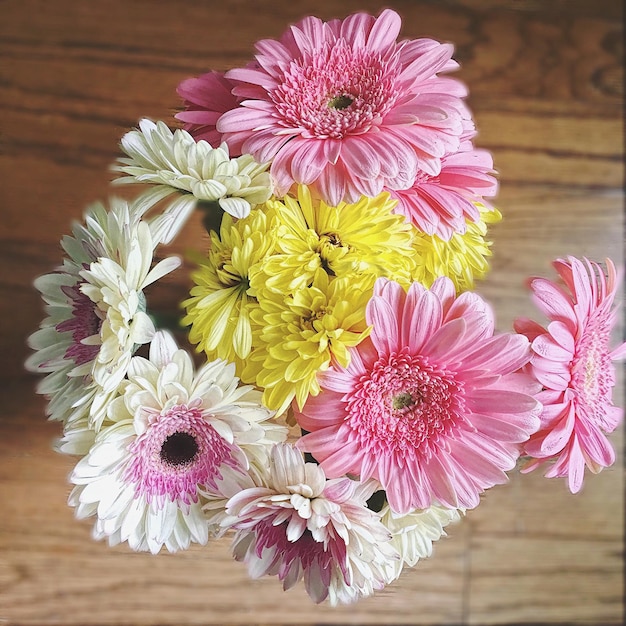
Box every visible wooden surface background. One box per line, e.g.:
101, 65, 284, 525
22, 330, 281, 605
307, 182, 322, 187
0, 0, 623, 624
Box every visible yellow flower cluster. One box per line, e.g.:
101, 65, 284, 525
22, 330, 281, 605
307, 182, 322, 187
184, 189, 500, 416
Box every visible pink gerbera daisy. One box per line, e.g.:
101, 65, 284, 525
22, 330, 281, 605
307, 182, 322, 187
514, 257, 626, 493
176, 71, 242, 146
296, 277, 540, 514
212, 9, 470, 206
387, 137, 498, 240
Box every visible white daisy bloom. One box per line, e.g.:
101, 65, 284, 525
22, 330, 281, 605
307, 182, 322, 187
225, 443, 399, 605
69, 331, 286, 554
26, 198, 181, 450
112, 119, 273, 242
380, 503, 463, 581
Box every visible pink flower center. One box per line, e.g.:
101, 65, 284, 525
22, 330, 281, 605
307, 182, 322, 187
571, 313, 615, 429
346, 351, 466, 457
253, 519, 348, 586
124, 404, 240, 507
272, 40, 399, 139
56, 282, 103, 365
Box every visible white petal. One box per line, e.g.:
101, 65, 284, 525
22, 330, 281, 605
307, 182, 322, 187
219, 196, 251, 219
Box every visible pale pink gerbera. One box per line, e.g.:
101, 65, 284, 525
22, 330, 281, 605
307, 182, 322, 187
296, 277, 540, 514
226, 444, 397, 605
176, 71, 242, 146
387, 137, 498, 240
214, 9, 470, 206
514, 257, 626, 493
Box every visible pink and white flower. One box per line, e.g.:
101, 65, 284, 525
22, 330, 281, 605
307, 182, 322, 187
515, 257, 626, 492
26, 198, 180, 452
69, 332, 286, 553
200, 9, 470, 206
225, 443, 398, 605
388, 138, 498, 240
296, 277, 540, 514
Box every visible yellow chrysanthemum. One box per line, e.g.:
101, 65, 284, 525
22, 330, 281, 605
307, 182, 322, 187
183, 209, 276, 363
251, 185, 418, 294
245, 272, 371, 416
412, 205, 502, 292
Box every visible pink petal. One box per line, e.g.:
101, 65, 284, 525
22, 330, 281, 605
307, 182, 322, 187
468, 389, 539, 415
575, 418, 615, 467
422, 454, 459, 509
406, 290, 443, 354
367, 295, 400, 357
529, 278, 576, 326
532, 334, 573, 362
539, 404, 575, 455
566, 436, 586, 493
461, 334, 530, 375
338, 138, 382, 179
399, 43, 455, 86
366, 9, 401, 53
338, 12, 368, 47
315, 164, 346, 207
514, 317, 547, 343
470, 412, 536, 443
290, 140, 327, 184
225, 67, 278, 90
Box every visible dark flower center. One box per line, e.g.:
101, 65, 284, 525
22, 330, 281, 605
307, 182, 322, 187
160, 431, 199, 466
392, 391, 415, 411
328, 95, 353, 110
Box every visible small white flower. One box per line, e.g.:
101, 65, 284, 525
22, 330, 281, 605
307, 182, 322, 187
225, 443, 399, 605
26, 198, 181, 449
69, 331, 286, 554
380, 503, 463, 581
112, 119, 273, 242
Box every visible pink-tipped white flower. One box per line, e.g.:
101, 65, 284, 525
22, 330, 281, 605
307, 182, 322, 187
515, 257, 626, 493
388, 138, 498, 240
69, 332, 286, 554
296, 277, 541, 514
26, 198, 180, 452
225, 443, 398, 605
188, 9, 471, 206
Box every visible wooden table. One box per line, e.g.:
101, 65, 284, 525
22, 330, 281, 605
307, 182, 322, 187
1, 1, 623, 623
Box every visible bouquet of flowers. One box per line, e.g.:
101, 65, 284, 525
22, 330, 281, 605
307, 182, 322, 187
26, 9, 624, 606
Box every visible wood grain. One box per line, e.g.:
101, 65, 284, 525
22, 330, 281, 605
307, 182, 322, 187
0, 1, 623, 624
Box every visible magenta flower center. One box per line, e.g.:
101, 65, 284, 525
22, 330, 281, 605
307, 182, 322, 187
125, 404, 239, 507
346, 351, 466, 457
253, 519, 348, 585
571, 314, 615, 428
272, 41, 400, 139
56, 282, 103, 365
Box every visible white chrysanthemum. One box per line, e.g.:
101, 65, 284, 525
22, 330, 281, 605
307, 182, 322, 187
26, 198, 180, 452
380, 503, 463, 581
69, 331, 286, 554
112, 119, 273, 240
225, 444, 399, 605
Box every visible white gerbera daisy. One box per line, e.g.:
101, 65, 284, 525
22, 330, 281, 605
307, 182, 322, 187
26, 198, 180, 450
225, 443, 399, 605
380, 503, 463, 581
69, 331, 286, 554
111, 119, 272, 241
